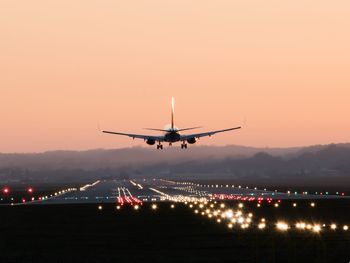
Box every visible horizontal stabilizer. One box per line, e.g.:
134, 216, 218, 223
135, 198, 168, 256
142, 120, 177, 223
176, 126, 202, 132
143, 128, 169, 132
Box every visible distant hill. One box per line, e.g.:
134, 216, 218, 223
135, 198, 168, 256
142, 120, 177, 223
1, 143, 350, 186
0, 144, 303, 170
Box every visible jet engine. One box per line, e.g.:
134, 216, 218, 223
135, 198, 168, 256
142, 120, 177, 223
186, 137, 197, 144
146, 139, 156, 145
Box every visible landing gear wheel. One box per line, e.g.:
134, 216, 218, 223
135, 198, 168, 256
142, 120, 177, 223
157, 144, 163, 150
181, 143, 187, 149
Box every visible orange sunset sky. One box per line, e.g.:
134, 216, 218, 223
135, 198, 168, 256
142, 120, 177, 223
1, 1, 350, 152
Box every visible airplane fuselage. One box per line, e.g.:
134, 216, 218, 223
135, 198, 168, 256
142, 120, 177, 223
164, 130, 181, 143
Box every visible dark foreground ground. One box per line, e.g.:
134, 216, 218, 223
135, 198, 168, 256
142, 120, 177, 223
0, 200, 350, 263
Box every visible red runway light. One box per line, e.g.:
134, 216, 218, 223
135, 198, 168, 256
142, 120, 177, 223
27, 187, 33, 193
3, 188, 9, 194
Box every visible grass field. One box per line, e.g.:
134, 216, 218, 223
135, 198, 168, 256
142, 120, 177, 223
0, 200, 349, 263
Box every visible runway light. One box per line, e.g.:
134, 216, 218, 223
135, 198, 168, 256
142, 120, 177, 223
310, 202, 315, 207
343, 225, 349, 231
225, 210, 233, 218
116, 205, 121, 210
241, 224, 249, 229
293, 203, 297, 207
276, 222, 289, 231
330, 224, 337, 230
238, 203, 244, 208
151, 204, 157, 210
258, 223, 266, 229
27, 187, 33, 193
217, 219, 221, 223
98, 205, 103, 210
313, 225, 321, 233
257, 204, 261, 207
134, 205, 139, 210
3, 188, 9, 194
274, 203, 279, 208
170, 204, 175, 209
228, 223, 233, 229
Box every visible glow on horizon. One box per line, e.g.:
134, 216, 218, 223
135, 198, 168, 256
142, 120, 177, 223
0, 1, 350, 152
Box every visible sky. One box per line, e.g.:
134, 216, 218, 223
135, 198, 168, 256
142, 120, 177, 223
1, 0, 350, 152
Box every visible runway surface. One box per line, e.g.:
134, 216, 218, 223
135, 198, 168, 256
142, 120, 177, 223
38, 179, 348, 205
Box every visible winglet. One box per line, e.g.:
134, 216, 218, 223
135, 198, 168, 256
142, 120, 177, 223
241, 117, 247, 128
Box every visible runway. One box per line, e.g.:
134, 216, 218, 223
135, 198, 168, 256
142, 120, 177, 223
38, 179, 348, 205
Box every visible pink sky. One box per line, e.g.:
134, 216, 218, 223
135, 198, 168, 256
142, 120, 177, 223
1, 1, 350, 152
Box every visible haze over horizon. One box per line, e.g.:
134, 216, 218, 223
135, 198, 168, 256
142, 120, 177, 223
1, 1, 350, 152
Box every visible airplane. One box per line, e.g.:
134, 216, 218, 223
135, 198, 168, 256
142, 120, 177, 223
102, 98, 242, 149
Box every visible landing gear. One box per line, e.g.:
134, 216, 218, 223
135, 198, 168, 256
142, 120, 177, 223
157, 143, 163, 150
181, 143, 187, 149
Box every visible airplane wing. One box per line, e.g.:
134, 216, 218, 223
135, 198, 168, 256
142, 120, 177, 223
102, 130, 165, 141
180, 126, 241, 140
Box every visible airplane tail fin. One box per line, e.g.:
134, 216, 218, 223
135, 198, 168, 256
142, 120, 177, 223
144, 98, 202, 132
171, 97, 175, 129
